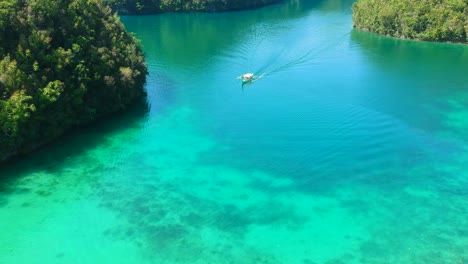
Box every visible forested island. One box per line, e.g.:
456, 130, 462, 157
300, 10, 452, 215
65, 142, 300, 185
352, 0, 468, 43
103, 0, 283, 14
0, 0, 147, 162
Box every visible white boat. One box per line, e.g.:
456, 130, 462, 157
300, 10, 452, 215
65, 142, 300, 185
237, 73, 255, 83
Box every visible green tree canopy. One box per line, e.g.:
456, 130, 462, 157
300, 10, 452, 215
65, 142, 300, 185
352, 0, 468, 43
0, 0, 147, 161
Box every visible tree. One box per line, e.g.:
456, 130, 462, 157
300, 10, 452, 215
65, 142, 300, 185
0, 0, 147, 161
352, 0, 468, 43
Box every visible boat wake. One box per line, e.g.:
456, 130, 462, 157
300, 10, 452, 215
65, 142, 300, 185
235, 28, 351, 85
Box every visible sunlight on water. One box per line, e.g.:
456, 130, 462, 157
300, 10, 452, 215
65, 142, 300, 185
1, 0, 467, 263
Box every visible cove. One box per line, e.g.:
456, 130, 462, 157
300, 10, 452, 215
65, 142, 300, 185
1, 0, 468, 263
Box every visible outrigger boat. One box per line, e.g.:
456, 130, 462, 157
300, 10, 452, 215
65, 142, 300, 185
237, 73, 255, 83
237, 72, 267, 87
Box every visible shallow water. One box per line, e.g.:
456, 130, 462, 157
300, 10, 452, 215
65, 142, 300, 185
1, 0, 468, 263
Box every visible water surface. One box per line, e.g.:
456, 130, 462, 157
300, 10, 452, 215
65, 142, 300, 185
1, 0, 468, 263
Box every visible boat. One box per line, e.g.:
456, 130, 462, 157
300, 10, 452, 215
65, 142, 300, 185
237, 73, 255, 83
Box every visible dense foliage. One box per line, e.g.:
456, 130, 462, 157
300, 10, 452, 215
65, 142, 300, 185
352, 0, 468, 43
103, 0, 282, 13
0, 0, 147, 161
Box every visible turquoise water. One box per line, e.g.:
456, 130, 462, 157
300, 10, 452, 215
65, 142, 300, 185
1, 0, 468, 263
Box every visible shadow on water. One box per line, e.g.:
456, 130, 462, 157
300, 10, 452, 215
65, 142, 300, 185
350, 29, 468, 77
145, 73, 179, 115
0, 99, 149, 195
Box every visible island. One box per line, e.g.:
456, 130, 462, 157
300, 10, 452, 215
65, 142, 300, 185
352, 0, 468, 43
0, 0, 147, 162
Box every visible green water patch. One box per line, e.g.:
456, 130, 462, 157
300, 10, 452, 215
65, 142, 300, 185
80, 106, 370, 263
0, 102, 151, 264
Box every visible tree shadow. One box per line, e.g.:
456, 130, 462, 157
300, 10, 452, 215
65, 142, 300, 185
0, 99, 149, 193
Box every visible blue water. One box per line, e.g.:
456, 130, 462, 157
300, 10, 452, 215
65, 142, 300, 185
1, 0, 467, 263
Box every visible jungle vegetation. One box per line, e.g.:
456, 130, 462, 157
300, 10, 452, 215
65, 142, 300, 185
352, 0, 468, 43
0, 0, 147, 162
102, 0, 283, 14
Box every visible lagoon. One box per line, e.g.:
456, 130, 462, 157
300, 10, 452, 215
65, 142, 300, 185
1, 0, 467, 263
